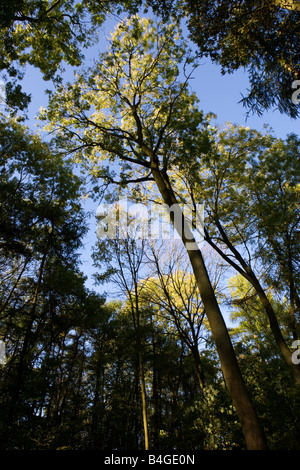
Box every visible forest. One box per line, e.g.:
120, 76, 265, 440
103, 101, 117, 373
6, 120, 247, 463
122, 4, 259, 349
0, 0, 299, 452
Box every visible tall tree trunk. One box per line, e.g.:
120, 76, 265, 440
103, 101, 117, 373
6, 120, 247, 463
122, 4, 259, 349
151, 165, 267, 450
134, 292, 149, 451
150, 318, 160, 449
139, 348, 149, 450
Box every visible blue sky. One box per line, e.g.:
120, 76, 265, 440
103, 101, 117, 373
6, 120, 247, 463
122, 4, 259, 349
17, 12, 300, 304
21, 13, 299, 138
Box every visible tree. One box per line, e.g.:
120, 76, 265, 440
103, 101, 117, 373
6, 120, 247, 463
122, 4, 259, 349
42, 16, 267, 449
188, 0, 300, 118
182, 0, 300, 118
131, 0, 300, 117
187, 123, 300, 383
228, 274, 300, 449
94, 233, 150, 450
141, 240, 213, 392
0, 116, 90, 448
0, 0, 142, 110
247, 133, 300, 341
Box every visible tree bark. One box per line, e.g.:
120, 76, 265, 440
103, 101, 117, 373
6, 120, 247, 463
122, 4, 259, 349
132, 263, 149, 451
151, 165, 267, 450
139, 348, 149, 450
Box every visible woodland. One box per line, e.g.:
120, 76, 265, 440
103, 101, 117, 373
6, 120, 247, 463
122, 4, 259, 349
0, 0, 299, 451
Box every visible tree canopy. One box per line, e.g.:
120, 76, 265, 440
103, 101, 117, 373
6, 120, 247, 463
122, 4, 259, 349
0, 1, 299, 452
0, 0, 141, 110
173, 0, 300, 118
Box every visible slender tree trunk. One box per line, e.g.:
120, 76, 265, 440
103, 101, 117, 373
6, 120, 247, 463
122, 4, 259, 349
151, 165, 267, 450
150, 319, 160, 449
115, 236, 150, 450
128, 273, 150, 450
134, 294, 149, 451
139, 349, 149, 450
